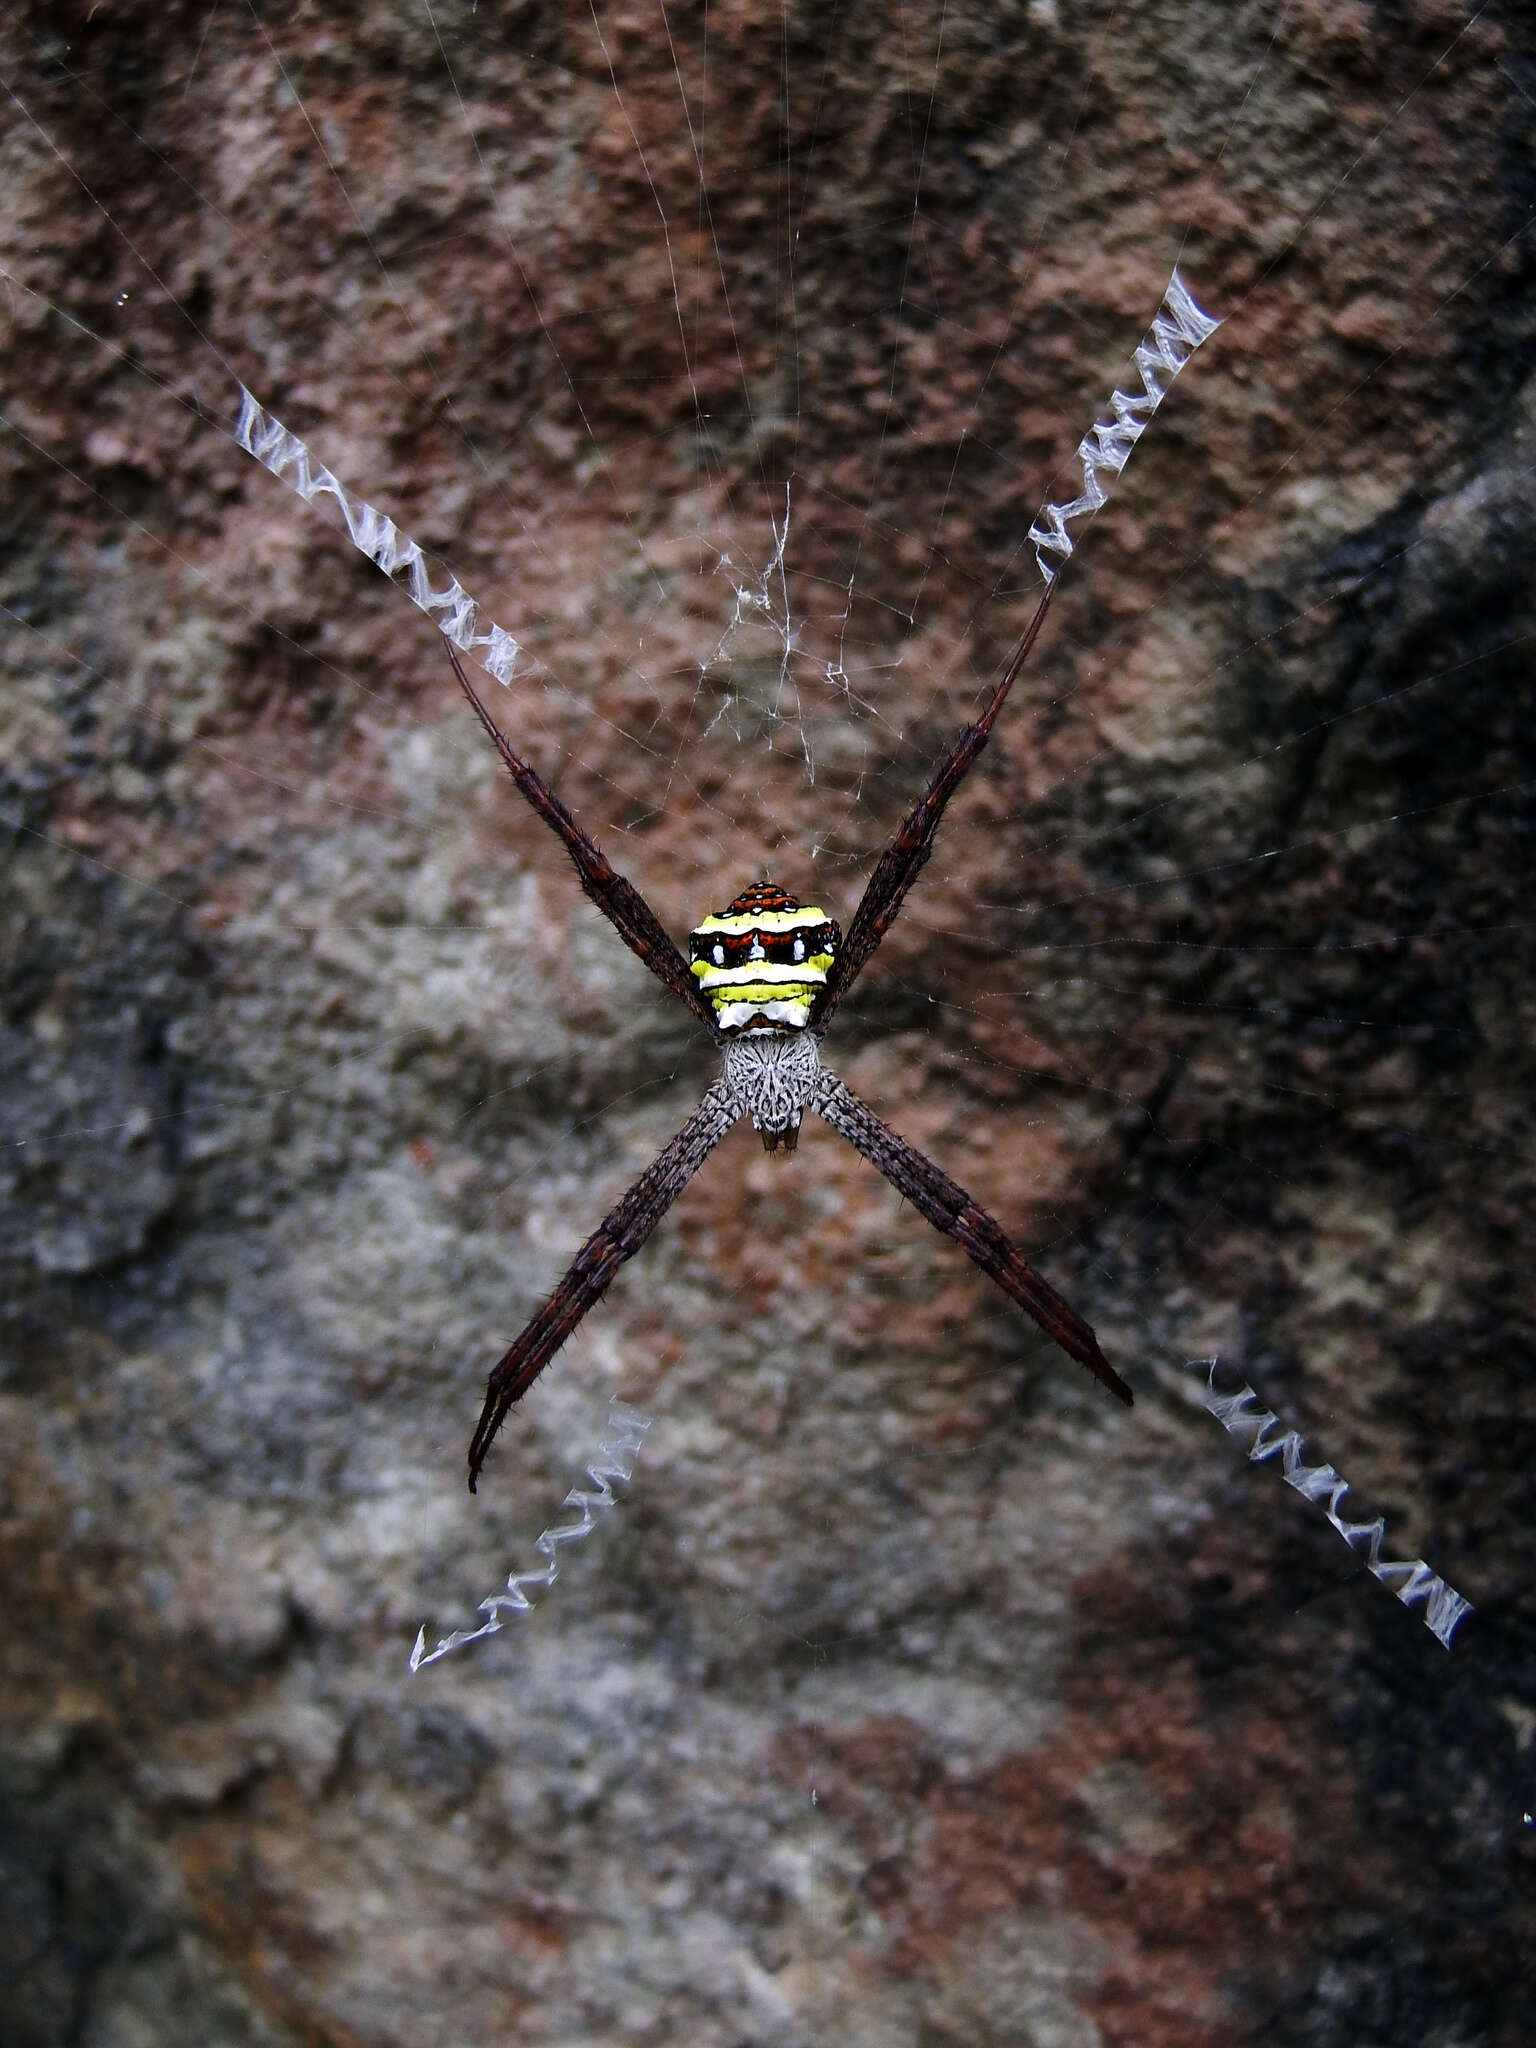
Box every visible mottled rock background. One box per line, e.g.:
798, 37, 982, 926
2, 2, 1534, 2042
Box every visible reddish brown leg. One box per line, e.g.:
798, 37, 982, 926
811, 1067, 1131, 1406
468, 1078, 742, 1489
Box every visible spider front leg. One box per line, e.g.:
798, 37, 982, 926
811, 1069, 1132, 1406
467, 1077, 742, 1491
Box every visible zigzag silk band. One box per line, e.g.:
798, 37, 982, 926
234, 386, 527, 687
232, 270, 1219, 690
410, 1402, 652, 1670
1198, 1360, 1472, 1649
1029, 267, 1222, 584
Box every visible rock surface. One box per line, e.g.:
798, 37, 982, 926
2, 3, 1534, 2043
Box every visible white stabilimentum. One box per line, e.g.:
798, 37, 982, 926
1198, 1360, 1473, 1649
410, 1402, 652, 1670
234, 386, 527, 687
1029, 267, 1222, 585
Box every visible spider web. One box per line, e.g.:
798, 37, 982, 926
1, 4, 1533, 2043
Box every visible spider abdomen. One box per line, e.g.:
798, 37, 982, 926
688, 880, 840, 1036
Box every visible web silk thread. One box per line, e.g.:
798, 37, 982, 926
410, 1402, 652, 1670
1029, 267, 1223, 585
1198, 1361, 1472, 1649
233, 386, 526, 686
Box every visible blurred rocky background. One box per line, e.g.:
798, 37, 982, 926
2, 1, 1534, 2042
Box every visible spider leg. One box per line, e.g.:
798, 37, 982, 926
811, 577, 1059, 1031
446, 640, 717, 1035
811, 1068, 1131, 1406
467, 1077, 742, 1490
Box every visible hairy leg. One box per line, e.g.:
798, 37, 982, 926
467, 1077, 743, 1489
448, 640, 717, 1034
811, 578, 1057, 1029
811, 1066, 1131, 1406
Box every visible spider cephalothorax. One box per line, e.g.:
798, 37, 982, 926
719, 1027, 823, 1155
446, 588, 1133, 1493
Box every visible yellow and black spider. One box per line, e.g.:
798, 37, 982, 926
447, 580, 1133, 1495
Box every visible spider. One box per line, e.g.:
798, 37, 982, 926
449, 574, 1133, 1493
